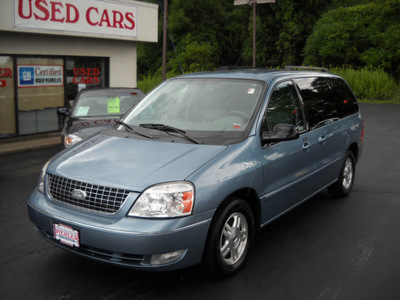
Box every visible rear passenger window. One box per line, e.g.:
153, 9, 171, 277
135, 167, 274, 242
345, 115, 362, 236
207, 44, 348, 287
265, 81, 305, 133
294, 77, 359, 128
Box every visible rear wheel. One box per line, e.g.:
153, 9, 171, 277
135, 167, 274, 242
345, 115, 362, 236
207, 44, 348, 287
202, 198, 254, 277
328, 151, 355, 197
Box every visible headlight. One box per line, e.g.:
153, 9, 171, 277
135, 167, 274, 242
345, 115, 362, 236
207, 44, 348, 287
38, 160, 51, 193
128, 182, 194, 218
64, 134, 83, 147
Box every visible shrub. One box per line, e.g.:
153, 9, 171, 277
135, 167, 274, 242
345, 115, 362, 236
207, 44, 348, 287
137, 73, 163, 93
137, 71, 182, 93
331, 67, 400, 103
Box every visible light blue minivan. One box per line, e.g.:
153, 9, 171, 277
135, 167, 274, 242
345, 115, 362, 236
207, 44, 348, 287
28, 68, 363, 277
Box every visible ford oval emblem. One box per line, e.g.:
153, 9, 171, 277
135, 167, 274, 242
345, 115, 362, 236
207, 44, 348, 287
71, 189, 87, 201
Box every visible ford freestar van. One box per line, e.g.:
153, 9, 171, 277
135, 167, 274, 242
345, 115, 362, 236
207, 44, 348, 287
58, 88, 145, 147
28, 68, 363, 277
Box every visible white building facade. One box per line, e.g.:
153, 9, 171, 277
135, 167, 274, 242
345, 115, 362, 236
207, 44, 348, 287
0, 0, 158, 137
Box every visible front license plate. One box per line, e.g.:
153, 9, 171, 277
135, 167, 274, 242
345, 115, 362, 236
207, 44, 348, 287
53, 223, 80, 247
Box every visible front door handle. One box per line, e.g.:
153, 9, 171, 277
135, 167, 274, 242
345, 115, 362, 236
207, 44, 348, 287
302, 141, 311, 151
318, 135, 326, 143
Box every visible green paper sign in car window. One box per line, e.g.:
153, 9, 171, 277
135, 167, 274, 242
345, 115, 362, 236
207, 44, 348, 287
107, 97, 120, 113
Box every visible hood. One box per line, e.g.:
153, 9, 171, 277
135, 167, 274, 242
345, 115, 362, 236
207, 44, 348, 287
68, 117, 121, 139
48, 134, 227, 191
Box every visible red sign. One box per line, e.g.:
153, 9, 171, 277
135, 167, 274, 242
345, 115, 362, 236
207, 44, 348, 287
15, 0, 137, 38
73, 67, 100, 84
0, 67, 13, 78
0, 80, 6, 87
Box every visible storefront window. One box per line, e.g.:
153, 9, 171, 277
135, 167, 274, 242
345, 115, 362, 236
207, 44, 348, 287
0, 56, 16, 138
65, 57, 107, 103
0, 56, 108, 138
17, 57, 64, 135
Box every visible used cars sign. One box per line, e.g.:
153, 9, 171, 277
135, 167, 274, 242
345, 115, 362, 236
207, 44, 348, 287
15, 0, 137, 38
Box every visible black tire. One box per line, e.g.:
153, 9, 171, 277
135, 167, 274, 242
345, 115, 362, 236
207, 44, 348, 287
328, 151, 356, 198
202, 198, 254, 277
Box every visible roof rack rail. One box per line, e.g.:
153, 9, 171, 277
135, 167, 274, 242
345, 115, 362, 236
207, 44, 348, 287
284, 66, 329, 72
217, 66, 272, 71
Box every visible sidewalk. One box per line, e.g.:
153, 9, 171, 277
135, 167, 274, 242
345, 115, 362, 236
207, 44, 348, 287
0, 132, 62, 155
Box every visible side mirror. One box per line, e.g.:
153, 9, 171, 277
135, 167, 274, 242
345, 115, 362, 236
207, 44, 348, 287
263, 124, 299, 143
57, 107, 70, 116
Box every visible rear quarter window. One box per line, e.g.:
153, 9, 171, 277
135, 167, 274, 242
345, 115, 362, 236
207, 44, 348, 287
294, 77, 359, 128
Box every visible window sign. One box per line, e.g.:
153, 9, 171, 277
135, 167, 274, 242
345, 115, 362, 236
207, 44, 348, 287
17, 65, 64, 87
73, 67, 100, 84
107, 97, 120, 114
65, 57, 107, 101
15, 0, 137, 38
76, 106, 90, 117
0, 67, 13, 78
0, 67, 13, 88
0, 56, 16, 137
17, 57, 64, 135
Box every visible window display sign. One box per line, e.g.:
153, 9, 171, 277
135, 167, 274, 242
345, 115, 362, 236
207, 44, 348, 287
73, 67, 100, 84
17, 64, 64, 87
0, 67, 13, 78
15, 0, 137, 38
0, 56, 16, 137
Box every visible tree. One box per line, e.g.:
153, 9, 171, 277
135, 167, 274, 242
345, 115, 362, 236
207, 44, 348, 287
167, 0, 251, 71
303, 0, 400, 76
137, 0, 400, 79
237, 0, 333, 67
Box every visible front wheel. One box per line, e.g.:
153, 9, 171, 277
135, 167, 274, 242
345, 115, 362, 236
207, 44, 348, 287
328, 151, 356, 197
202, 198, 254, 277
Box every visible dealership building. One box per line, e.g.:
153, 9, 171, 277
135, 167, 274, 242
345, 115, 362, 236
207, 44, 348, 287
0, 0, 158, 138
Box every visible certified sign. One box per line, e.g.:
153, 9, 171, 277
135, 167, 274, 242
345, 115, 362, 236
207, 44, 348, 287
17, 65, 64, 88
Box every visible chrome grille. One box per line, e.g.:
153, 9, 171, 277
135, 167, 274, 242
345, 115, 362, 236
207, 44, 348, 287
47, 174, 131, 214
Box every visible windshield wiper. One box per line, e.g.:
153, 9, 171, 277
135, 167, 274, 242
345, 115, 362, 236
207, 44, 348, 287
139, 123, 201, 144
116, 121, 153, 139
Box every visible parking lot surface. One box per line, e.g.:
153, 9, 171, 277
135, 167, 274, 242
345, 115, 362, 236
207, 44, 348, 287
1, 103, 399, 300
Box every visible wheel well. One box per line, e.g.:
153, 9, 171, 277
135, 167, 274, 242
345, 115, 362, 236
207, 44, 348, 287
348, 143, 359, 163
218, 188, 261, 233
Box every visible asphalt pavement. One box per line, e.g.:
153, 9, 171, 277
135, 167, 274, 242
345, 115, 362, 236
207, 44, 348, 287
0, 103, 399, 300
0, 132, 61, 155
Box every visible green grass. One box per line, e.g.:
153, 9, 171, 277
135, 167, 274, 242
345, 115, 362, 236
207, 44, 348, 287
330, 67, 400, 103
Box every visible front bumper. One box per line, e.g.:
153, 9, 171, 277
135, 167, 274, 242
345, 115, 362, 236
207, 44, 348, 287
27, 188, 213, 271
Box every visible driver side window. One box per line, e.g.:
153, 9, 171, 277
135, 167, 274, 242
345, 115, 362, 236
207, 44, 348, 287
265, 81, 305, 133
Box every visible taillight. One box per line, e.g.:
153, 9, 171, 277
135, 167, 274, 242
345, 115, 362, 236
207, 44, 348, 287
361, 122, 364, 141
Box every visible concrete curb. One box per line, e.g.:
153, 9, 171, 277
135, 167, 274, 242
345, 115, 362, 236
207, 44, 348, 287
0, 136, 62, 155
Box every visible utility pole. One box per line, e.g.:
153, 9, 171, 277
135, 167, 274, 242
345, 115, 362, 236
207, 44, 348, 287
252, 2, 256, 67
234, 0, 275, 67
162, 0, 168, 81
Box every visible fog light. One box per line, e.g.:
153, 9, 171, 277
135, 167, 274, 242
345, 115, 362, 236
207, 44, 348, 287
150, 249, 186, 266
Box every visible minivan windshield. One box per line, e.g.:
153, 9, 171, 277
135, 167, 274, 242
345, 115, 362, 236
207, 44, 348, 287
72, 89, 144, 118
121, 78, 265, 145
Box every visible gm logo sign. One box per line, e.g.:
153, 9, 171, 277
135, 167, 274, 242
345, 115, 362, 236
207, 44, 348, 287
19, 67, 34, 86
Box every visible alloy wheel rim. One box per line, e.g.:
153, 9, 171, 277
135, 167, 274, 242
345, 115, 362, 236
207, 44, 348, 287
219, 212, 248, 265
342, 157, 354, 190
